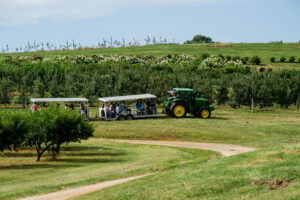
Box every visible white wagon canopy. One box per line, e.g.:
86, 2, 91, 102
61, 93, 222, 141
30, 98, 88, 103
99, 94, 156, 103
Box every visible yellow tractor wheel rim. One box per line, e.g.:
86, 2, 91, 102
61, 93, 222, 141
201, 109, 210, 118
174, 105, 185, 117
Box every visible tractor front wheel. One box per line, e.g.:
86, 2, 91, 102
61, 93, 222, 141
199, 108, 211, 119
171, 103, 187, 118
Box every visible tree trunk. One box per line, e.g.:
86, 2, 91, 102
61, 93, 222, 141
251, 97, 254, 113
37, 152, 42, 161
51, 145, 57, 160
56, 143, 61, 154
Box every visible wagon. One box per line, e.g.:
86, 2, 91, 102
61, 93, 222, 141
98, 94, 157, 120
30, 98, 89, 119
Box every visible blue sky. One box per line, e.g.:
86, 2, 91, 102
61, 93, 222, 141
0, 0, 299, 50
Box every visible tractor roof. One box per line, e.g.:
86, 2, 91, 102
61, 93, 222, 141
173, 88, 194, 92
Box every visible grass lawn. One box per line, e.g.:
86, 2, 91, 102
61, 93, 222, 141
0, 140, 216, 200
74, 143, 300, 200
1, 107, 299, 199
92, 108, 300, 148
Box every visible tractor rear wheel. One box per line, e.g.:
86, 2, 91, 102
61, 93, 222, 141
199, 108, 211, 119
171, 103, 187, 118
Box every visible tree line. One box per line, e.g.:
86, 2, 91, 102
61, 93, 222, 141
0, 58, 299, 110
0, 107, 94, 161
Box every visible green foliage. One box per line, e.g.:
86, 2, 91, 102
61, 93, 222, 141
250, 55, 261, 65
289, 56, 295, 62
0, 77, 13, 107
201, 53, 210, 60
184, 35, 213, 44
0, 54, 299, 110
0, 112, 29, 151
214, 78, 229, 105
241, 57, 249, 64
270, 57, 275, 62
280, 56, 286, 62
26, 107, 94, 161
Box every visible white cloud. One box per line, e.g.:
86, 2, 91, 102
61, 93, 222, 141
0, 0, 235, 25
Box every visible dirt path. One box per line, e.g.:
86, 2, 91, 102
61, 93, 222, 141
106, 139, 257, 157
19, 139, 256, 200
18, 173, 154, 200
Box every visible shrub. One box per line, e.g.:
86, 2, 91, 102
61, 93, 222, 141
250, 55, 261, 65
218, 54, 224, 59
26, 107, 94, 161
201, 53, 210, 60
298, 58, 300, 63
280, 56, 286, 62
259, 67, 265, 72
241, 57, 249, 64
0, 112, 29, 151
184, 34, 213, 44
232, 56, 240, 61
270, 57, 276, 62
289, 56, 295, 63
225, 55, 231, 61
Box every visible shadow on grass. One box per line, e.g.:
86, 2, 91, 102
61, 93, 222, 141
62, 152, 127, 157
1, 151, 126, 158
54, 158, 126, 164
0, 158, 127, 169
60, 146, 111, 151
0, 153, 36, 157
0, 164, 74, 170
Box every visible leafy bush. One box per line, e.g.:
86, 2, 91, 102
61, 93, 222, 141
201, 53, 210, 60
289, 56, 295, 63
0, 112, 29, 151
280, 57, 286, 62
225, 55, 231, 61
218, 54, 224, 59
232, 56, 240, 61
250, 55, 261, 65
26, 107, 94, 161
241, 57, 249, 64
270, 57, 276, 62
184, 34, 213, 44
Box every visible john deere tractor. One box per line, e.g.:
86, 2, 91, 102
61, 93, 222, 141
163, 88, 214, 118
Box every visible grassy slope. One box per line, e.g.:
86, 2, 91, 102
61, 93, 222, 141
2, 43, 300, 69
74, 143, 300, 200
0, 140, 217, 200
92, 108, 300, 148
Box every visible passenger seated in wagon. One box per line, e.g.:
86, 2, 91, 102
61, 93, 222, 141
135, 101, 145, 115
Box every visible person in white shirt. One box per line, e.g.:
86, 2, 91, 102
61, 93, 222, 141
116, 104, 120, 114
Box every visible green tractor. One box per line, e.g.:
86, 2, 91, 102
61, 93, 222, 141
163, 88, 214, 118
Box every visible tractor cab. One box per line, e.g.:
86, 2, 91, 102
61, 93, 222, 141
164, 88, 214, 118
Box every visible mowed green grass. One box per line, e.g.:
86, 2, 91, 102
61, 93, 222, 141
73, 143, 300, 200
2, 43, 300, 65
0, 108, 299, 199
92, 108, 300, 148
0, 140, 217, 200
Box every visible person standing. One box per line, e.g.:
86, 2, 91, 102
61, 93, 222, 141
80, 103, 85, 115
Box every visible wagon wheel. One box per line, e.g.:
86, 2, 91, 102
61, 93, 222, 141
118, 115, 126, 121
126, 114, 134, 120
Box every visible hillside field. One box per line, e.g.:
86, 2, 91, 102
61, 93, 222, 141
2, 43, 300, 70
